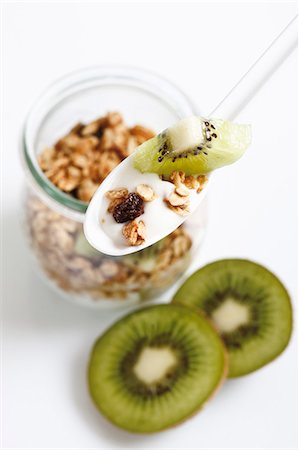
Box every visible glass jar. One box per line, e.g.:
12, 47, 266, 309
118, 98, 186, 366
21, 66, 207, 308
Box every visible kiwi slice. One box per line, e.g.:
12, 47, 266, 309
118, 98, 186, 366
133, 116, 251, 176
172, 259, 292, 377
88, 304, 227, 433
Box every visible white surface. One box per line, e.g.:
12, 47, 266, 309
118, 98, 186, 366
2, 2, 298, 449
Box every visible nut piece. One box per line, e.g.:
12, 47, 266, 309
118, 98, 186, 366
130, 125, 155, 144
126, 136, 138, 155
184, 175, 200, 190
99, 260, 120, 278
77, 180, 98, 202
166, 204, 190, 216
107, 111, 123, 127
166, 192, 189, 207
175, 184, 189, 197
80, 118, 106, 136
105, 188, 129, 200
122, 220, 146, 246
105, 188, 129, 213
197, 175, 209, 193
106, 198, 124, 213
170, 171, 186, 187
97, 150, 121, 179
164, 189, 190, 216
169, 171, 190, 197
172, 235, 191, 258
136, 184, 156, 202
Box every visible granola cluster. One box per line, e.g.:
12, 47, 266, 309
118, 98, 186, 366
164, 171, 208, 215
122, 220, 146, 246
38, 112, 155, 202
25, 193, 192, 302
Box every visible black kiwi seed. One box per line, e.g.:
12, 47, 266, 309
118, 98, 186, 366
211, 124, 215, 129
158, 156, 163, 162
212, 133, 217, 138
203, 151, 208, 155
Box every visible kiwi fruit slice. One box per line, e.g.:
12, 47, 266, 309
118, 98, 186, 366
133, 116, 251, 176
172, 259, 292, 377
88, 304, 227, 433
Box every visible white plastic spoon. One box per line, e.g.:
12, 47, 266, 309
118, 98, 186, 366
84, 15, 297, 256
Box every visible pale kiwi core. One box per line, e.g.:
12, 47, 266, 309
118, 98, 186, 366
133, 346, 177, 384
211, 298, 251, 333
169, 116, 204, 154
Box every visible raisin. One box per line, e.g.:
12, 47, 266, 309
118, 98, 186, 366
112, 193, 144, 223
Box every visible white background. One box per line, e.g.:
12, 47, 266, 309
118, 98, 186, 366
2, 2, 298, 449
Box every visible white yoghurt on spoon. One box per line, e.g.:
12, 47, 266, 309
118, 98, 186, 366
84, 154, 209, 256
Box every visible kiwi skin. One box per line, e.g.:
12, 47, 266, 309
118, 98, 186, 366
87, 304, 229, 433
172, 259, 293, 378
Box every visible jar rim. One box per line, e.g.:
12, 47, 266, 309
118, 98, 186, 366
21, 65, 197, 218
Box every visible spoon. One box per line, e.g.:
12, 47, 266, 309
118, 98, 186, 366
84, 15, 297, 256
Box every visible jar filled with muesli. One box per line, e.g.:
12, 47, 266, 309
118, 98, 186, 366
21, 66, 207, 307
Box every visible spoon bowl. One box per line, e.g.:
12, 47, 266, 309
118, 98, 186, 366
84, 154, 210, 256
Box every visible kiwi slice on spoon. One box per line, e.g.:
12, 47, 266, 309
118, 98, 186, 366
88, 304, 227, 433
172, 259, 292, 377
133, 116, 251, 176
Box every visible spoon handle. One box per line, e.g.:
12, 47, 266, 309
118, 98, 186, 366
209, 15, 298, 120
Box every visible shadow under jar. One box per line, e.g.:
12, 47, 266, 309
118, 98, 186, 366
21, 66, 208, 308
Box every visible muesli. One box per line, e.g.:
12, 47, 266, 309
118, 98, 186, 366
25, 112, 194, 301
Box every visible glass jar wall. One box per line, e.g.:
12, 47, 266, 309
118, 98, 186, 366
21, 66, 207, 307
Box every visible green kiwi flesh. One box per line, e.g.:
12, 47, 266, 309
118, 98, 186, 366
88, 304, 227, 433
133, 117, 251, 176
172, 259, 292, 377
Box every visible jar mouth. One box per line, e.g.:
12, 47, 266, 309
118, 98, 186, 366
21, 65, 197, 217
